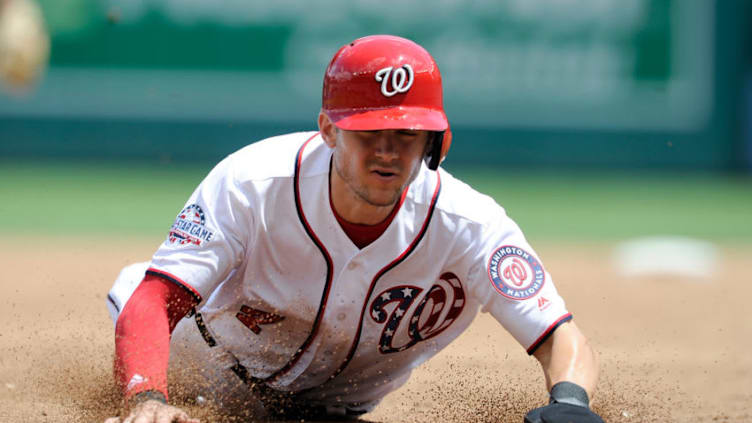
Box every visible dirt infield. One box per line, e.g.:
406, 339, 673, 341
1, 236, 749, 422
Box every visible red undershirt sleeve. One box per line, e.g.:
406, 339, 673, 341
113, 274, 198, 402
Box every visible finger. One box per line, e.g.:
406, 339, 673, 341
173, 410, 201, 423
131, 414, 153, 423
154, 409, 174, 423
154, 407, 189, 423
181, 413, 201, 423
170, 408, 200, 423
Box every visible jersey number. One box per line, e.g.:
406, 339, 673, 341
236, 305, 285, 334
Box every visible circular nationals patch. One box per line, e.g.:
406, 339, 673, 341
488, 245, 545, 300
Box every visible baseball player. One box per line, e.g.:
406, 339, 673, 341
104, 35, 604, 423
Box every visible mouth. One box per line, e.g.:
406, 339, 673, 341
370, 170, 400, 186
368, 161, 402, 182
372, 169, 397, 178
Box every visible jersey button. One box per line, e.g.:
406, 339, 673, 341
337, 312, 347, 321
347, 261, 358, 270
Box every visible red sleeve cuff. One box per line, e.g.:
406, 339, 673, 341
526, 313, 573, 355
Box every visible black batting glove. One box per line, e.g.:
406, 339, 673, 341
523, 382, 605, 423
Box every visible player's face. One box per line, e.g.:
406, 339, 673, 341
331, 127, 430, 209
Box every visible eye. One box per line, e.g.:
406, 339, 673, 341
353, 130, 379, 141
396, 130, 419, 137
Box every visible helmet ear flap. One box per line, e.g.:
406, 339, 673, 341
440, 128, 452, 163
425, 129, 452, 171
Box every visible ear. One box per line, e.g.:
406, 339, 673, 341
318, 111, 337, 148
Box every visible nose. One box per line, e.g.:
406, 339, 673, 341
373, 132, 398, 160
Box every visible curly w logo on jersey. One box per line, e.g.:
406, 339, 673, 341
168, 204, 215, 246
370, 273, 465, 354
488, 245, 545, 300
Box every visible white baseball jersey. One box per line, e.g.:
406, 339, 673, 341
114, 131, 570, 411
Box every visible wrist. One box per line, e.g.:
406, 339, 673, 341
127, 389, 168, 407
548, 381, 589, 408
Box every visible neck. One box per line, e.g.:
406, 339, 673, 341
329, 169, 394, 226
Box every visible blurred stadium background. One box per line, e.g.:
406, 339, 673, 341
1, 0, 750, 241
1, 3, 751, 421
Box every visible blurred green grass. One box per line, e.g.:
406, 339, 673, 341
2, 162, 751, 241
1, 162, 213, 236
457, 168, 752, 241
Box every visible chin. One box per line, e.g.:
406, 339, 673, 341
365, 190, 402, 207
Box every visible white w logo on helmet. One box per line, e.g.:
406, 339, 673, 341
375, 64, 414, 97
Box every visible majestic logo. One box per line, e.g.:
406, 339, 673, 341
537, 296, 551, 311
126, 374, 147, 391
168, 204, 215, 246
370, 272, 465, 354
375, 64, 414, 97
488, 245, 545, 300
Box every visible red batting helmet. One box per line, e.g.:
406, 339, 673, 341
321, 35, 451, 170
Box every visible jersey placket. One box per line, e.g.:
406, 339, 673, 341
265, 137, 442, 392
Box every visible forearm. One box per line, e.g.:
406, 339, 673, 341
114, 275, 197, 402
533, 320, 599, 398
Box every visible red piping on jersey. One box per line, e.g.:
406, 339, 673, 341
264, 132, 334, 383
145, 267, 203, 304
322, 170, 442, 385
526, 313, 573, 355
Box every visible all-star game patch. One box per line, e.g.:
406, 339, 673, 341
168, 204, 215, 246
487, 245, 545, 300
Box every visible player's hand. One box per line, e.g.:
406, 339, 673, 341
523, 402, 604, 423
103, 399, 200, 423
524, 381, 604, 423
